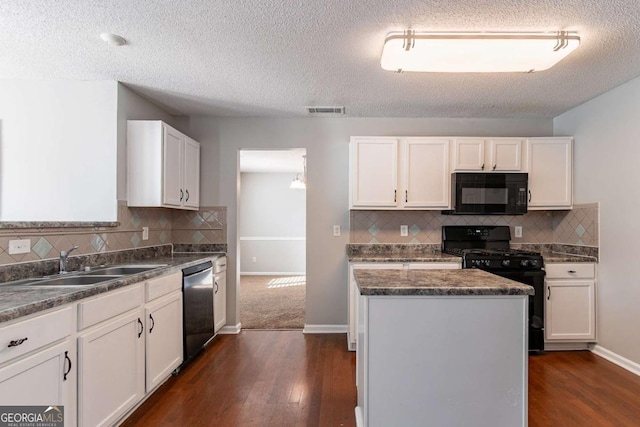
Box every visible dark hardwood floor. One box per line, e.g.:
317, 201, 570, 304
123, 332, 640, 427
122, 331, 356, 427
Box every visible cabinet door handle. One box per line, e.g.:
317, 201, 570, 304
63, 351, 72, 381
180, 189, 184, 201
149, 313, 155, 334
492, 164, 497, 171
405, 190, 408, 203
137, 318, 144, 338
568, 270, 577, 274
547, 286, 551, 300
481, 163, 485, 170
528, 190, 532, 203
394, 190, 397, 203
215, 281, 219, 294
7, 337, 28, 348
185, 189, 190, 202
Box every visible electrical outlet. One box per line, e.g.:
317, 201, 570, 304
400, 225, 408, 237
333, 225, 341, 236
142, 227, 149, 240
252, 256, 257, 263
9, 239, 30, 255
514, 226, 523, 238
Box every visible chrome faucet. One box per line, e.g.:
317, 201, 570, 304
59, 246, 79, 274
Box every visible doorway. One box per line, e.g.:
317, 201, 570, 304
238, 149, 306, 329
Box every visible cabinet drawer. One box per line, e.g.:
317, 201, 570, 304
213, 257, 227, 274
146, 272, 182, 302
0, 306, 72, 365
78, 284, 143, 329
545, 263, 595, 279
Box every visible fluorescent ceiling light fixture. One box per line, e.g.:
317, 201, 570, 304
380, 31, 580, 73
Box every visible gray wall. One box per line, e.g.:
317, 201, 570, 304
187, 117, 553, 328
239, 172, 306, 274
554, 75, 640, 364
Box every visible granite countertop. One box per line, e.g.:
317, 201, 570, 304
348, 252, 462, 263
354, 268, 534, 296
541, 252, 597, 263
0, 253, 225, 324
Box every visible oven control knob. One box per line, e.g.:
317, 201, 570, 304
520, 260, 530, 267
501, 259, 511, 267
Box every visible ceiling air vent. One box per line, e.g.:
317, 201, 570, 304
305, 106, 345, 115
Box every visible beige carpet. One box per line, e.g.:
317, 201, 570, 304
240, 275, 305, 329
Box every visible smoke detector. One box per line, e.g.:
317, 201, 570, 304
305, 106, 345, 115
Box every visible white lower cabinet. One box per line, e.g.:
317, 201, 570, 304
0, 306, 75, 425
145, 291, 183, 392
214, 271, 227, 333
545, 263, 596, 343
0, 339, 73, 407
78, 309, 145, 427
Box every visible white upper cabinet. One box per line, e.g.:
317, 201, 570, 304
402, 138, 450, 208
452, 138, 485, 170
183, 136, 201, 208
526, 137, 573, 209
350, 137, 450, 210
128, 120, 201, 210
350, 138, 399, 208
452, 138, 523, 171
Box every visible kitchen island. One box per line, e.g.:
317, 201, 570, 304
354, 268, 533, 427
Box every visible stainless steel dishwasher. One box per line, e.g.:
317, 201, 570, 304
181, 261, 214, 366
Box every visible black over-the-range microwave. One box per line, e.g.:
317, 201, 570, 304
443, 172, 528, 215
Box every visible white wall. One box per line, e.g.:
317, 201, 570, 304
116, 84, 177, 201
240, 172, 306, 274
187, 116, 553, 328
554, 76, 640, 364
0, 80, 118, 221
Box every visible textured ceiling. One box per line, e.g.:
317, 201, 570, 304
2, 0, 640, 118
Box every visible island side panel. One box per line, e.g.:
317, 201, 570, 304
364, 295, 528, 427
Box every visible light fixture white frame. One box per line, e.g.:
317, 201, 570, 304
380, 31, 580, 73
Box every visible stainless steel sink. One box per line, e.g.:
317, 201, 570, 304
25, 275, 122, 287
0, 278, 48, 287
1, 263, 167, 288
84, 264, 167, 276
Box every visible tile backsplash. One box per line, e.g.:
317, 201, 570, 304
0, 202, 227, 266
350, 203, 599, 248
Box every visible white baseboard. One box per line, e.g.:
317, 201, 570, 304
303, 324, 348, 334
218, 323, 242, 334
591, 344, 640, 377
240, 272, 306, 276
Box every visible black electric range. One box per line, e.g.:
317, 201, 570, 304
442, 225, 545, 352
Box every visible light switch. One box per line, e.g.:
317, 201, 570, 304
142, 227, 149, 240
9, 239, 31, 255
333, 225, 341, 236
400, 225, 408, 237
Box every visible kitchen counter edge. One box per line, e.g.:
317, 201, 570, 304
354, 268, 534, 296
0, 253, 224, 324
